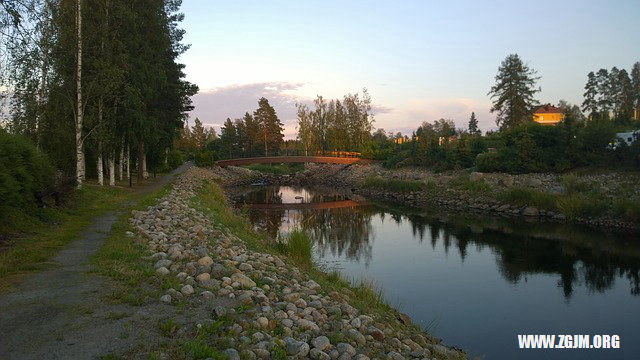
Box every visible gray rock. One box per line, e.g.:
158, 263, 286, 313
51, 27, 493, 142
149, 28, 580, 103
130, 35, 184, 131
311, 335, 331, 351
309, 348, 331, 360
386, 351, 405, 360
180, 284, 194, 296
223, 348, 240, 360
522, 206, 539, 217
230, 272, 256, 288
159, 294, 171, 303
154, 259, 172, 269
285, 337, 309, 357
469, 172, 484, 182
213, 305, 227, 318
156, 267, 170, 276
347, 328, 366, 345
336, 343, 356, 356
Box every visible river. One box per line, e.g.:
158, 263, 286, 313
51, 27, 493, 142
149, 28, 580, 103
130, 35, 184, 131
230, 185, 640, 360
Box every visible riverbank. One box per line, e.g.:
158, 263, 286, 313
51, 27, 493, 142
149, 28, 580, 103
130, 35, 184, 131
249, 163, 640, 233
128, 166, 465, 359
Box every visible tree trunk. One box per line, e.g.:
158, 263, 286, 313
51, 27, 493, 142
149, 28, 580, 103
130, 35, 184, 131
108, 151, 115, 186
137, 142, 144, 183
75, 0, 84, 188
143, 152, 148, 179
36, 0, 51, 147
126, 143, 130, 180
97, 141, 103, 186
118, 146, 123, 180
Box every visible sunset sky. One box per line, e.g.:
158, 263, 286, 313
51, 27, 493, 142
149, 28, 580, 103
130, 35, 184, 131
181, 0, 640, 138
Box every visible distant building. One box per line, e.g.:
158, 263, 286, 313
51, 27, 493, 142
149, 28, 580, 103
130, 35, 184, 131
614, 130, 640, 148
533, 104, 564, 125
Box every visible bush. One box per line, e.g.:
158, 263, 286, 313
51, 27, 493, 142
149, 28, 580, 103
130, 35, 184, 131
276, 230, 312, 267
361, 176, 428, 193
194, 151, 217, 167
556, 194, 607, 220
166, 149, 184, 170
499, 187, 557, 210
0, 131, 54, 214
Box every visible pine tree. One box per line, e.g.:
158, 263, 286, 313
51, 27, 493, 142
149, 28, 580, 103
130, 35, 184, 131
468, 112, 480, 135
616, 69, 634, 121
253, 97, 283, 156
609, 67, 621, 117
488, 54, 540, 129
595, 68, 611, 119
582, 71, 598, 118
243, 112, 260, 156
191, 117, 207, 150
219, 118, 237, 158
631, 62, 640, 111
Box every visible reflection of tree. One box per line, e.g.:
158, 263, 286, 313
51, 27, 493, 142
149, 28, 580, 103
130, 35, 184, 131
404, 213, 640, 299
301, 206, 376, 266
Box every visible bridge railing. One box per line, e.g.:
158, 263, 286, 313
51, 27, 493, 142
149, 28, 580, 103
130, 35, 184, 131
220, 149, 361, 159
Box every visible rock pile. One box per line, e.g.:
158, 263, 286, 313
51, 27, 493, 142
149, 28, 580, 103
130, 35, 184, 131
130, 167, 464, 359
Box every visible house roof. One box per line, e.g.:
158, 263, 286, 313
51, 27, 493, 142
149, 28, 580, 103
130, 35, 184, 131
533, 104, 563, 114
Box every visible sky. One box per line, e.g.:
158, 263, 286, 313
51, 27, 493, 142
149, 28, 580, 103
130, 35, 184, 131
180, 0, 640, 138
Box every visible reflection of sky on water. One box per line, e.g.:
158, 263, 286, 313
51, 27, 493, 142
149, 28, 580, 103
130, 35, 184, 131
233, 185, 640, 360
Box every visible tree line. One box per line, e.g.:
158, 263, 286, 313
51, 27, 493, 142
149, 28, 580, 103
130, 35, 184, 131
582, 63, 640, 122
213, 97, 284, 159
1, 0, 196, 188
296, 89, 374, 154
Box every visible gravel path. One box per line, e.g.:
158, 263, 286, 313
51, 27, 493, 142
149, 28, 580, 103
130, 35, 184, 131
0, 163, 192, 360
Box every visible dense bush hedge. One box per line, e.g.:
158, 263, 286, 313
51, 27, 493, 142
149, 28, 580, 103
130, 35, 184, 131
0, 131, 54, 214
194, 150, 217, 167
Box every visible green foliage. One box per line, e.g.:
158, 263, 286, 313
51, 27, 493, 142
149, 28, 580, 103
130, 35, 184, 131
280, 230, 313, 267
158, 318, 181, 337
182, 338, 224, 360
361, 176, 429, 193
560, 173, 593, 194
0, 132, 54, 215
194, 151, 217, 167
499, 187, 558, 211
613, 198, 640, 222
451, 175, 492, 193
556, 194, 607, 220
245, 163, 305, 175
166, 150, 185, 170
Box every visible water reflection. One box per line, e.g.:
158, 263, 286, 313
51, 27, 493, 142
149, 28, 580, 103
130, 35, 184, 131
233, 186, 640, 300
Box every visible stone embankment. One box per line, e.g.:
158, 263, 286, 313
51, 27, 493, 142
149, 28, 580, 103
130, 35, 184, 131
266, 163, 640, 232
130, 167, 464, 359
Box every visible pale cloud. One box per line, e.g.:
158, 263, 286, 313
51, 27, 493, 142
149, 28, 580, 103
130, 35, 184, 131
373, 97, 496, 135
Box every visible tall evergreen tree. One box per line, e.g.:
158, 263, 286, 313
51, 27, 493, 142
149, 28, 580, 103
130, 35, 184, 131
219, 118, 236, 158
582, 71, 598, 118
631, 62, 640, 111
468, 112, 480, 135
253, 97, 283, 156
243, 112, 259, 156
595, 68, 611, 119
488, 54, 540, 129
616, 69, 634, 121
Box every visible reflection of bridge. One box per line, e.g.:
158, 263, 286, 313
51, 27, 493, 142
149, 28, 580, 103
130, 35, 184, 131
217, 156, 361, 167
244, 200, 366, 210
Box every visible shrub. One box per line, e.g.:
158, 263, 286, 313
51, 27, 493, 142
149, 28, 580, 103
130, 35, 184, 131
556, 194, 607, 220
560, 172, 592, 194
499, 187, 557, 210
166, 149, 184, 170
0, 131, 54, 214
361, 176, 427, 193
276, 230, 312, 267
194, 150, 217, 167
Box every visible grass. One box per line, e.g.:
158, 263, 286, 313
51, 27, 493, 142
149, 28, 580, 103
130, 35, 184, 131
613, 198, 640, 222
556, 194, 607, 220
0, 184, 135, 291
499, 187, 558, 211
560, 172, 595, 194
361, 176, 433, 193
244, 163, 305, 175
451, 175, 492, 194
91, 185, 173, 305
275, 229, 313, 267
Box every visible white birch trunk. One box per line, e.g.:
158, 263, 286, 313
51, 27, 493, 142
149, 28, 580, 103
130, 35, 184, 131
97, 141, 103, 186
118, 146, 123, 180
142, 153, 148, 179
75, 0, 84, 188
108, 151, 115, 186
126, 143, 130, 180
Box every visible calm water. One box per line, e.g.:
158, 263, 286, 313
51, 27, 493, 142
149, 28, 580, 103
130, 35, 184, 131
232, 185, 640, 360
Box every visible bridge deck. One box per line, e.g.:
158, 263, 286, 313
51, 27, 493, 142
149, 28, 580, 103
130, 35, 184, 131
217, 156, 360, 167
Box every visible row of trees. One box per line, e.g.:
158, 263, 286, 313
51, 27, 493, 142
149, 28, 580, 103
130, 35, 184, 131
1, 0, 196, 188
582, 64, 640, 122
216, 97, 284, 158
296, 89, 374, 153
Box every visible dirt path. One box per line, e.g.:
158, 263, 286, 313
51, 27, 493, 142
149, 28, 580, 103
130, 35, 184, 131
0, 163, 192, 360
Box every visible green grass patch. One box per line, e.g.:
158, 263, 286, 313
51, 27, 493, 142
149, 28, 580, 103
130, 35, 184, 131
451, 175, 492, 194
499, 187, 558, 211
0, 184, 136, 291
275, 230, 313, 268
613, 198, 640, 222
561, 172, 594, 194
556, 194, 607, 220
361, 176, 430, 193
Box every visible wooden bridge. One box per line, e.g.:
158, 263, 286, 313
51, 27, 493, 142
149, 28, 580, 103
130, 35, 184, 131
217, 154, 361, 167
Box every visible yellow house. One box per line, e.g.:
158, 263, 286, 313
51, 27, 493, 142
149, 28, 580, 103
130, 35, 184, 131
533, 104, 564, 126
